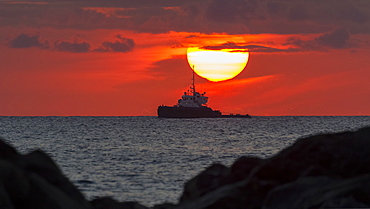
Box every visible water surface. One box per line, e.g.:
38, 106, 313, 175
0, 116, 369, 206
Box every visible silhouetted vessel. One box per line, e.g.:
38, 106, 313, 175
157, 68, 251, 118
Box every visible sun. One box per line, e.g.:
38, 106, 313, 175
187, 47, 249, 82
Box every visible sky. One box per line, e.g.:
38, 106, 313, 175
1, 0, 370, 116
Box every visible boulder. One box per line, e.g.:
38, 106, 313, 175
263, 175, 370, 209
90, 197, 148, 209
152, 202, 177, 209
0, 160, 29, 209
27, 172, 90, 209
0, 137, 92, 209
179, 163, 230, 202
228, 156, 263, 183
20, 150, 91, 208
0, 139, 19, 160
175, 126, 370, 208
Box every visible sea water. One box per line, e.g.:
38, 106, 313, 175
0, 116, 369, 206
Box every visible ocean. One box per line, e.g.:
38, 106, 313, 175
0, 116, 369, 206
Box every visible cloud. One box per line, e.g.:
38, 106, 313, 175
205, 0, 257, 23
287, 4, 308, 21
287, 28, 351, 50
94, 35, 135, 52
54, 35, 135, 53
339, 3, 368, 23
202, 42, 287, 53
315, 28, 350, 49
2, 1, 370, 35
8, 33, 136, 53
8, 33, 49, 49
200, 28, 352, 53
54, 40, 90, 53
266, 1, 283, 15
185, 35, 199, 39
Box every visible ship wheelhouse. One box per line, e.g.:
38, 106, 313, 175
177, 86, 208, 108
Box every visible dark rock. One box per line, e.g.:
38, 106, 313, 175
20, 150, 91, 209
152, 202, 177, 209
352, 179, 370, 205
0, 140, 92, 209
228, 156, 263, 183
175, 126, 370, 209
319, 195, 370, 208
263, 174, 370, 209
255, 127, 370, 182
0, 137, 19, 160
179, 163, 230, 202
91, 197, 148, 209
27, 172, 90, 209
0, 160, 30, 209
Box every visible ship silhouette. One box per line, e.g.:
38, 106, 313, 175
157, 67, 251, 118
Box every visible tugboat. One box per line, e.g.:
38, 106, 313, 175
157, 68, 251, 118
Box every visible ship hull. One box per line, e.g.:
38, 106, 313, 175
157, 106, 251, 118
158, 106, 222, 118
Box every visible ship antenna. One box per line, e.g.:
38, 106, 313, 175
192, 65, 196, 95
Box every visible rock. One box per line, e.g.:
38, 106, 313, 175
0, 138, 19, 160
263, 174, 370, 209
0, 137, 92, 209
0, 184, 14, 209
175, 126, 370, 208
179, 163, 230, 202
319, 195, 370, 208
255, 127, 370, 182
152, 202, 177, 209
90, 197, 148, 209
27, 172, 90, 209
0, 160, 29, 209
20, 150, 91, 209
228, 156, 263, 183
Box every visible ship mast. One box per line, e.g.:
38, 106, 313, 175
191, 65, 196, 96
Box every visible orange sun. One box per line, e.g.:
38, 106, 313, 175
187, 47, 249, 82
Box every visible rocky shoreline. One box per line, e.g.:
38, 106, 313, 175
1, 127, 370, 209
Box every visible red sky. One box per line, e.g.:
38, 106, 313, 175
1, 0, 370, 116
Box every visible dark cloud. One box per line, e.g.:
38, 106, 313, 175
287, 28, 351, 50
202, 29, 352, 53
203, 0, 370, 34
1, 0, 370, 35
94, 35, 135, 52
338, 2, 368, 23
202, 42, 285, 53
147, 55, 189, 83
54, 40, 90, 53
170, 43, 185, 49
205, 0, 257, 23
288, 4, 308, 21
9, 33, 49, 49
185, 35, 199, 38
8, 33, 136, 53
266, 1, 283, 15
315, 28, 350, 49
